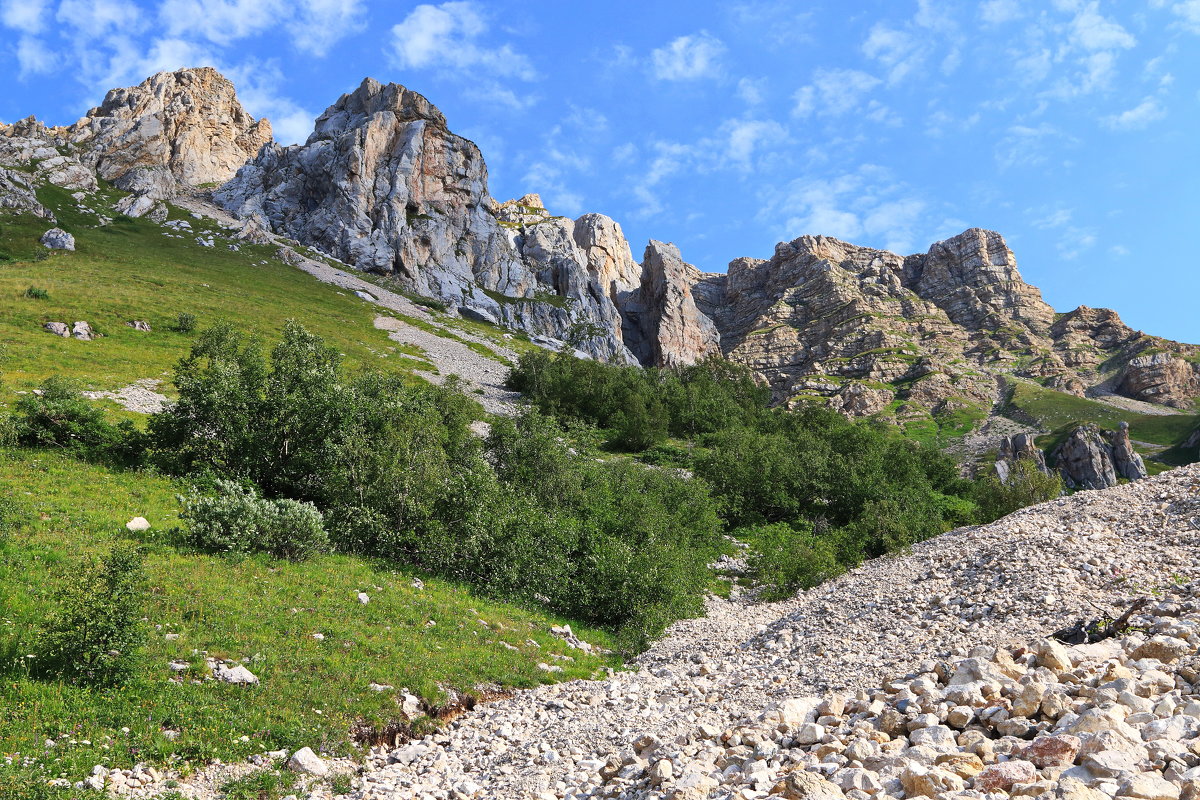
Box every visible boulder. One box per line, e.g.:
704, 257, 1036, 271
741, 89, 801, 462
71, 322, 95, 341
40, 228, 75, 250
125, 517, 151, 532
975, 760, 1038, 792
126, 321, 152, 332
44, 322, 70, 337
772, 769, 847, 800
286, 747, 328, 777
211, 662, 259, 685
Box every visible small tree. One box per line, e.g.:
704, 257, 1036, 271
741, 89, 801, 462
974, 458, 1063, 520
15, 376, 119, 451
35, 544, 148, 685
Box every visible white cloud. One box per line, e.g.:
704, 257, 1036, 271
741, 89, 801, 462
792, 68, 881, 117
15, 35, 57, 77
768, 165, 933, 254
1103, 96, 1167, 130
288, 0, 366, 57
1069, 3, 1135, 51
650, 31, 725, 81
737, 77, 766, 105
159, 0, 280, 45
980, 0, 1023, 24
1110, 244, 1130, 257
390, 1, 536, 81
727, 2, 813, 48
1, 0, 49, 33
723, 119, 786, 165
862, 24, 920, 84
1153, 0, 1200, 32
994, 123, 1079, 169
1030, 207, 1073, 229
156, 0, 362, 55
57, 0, 145, 38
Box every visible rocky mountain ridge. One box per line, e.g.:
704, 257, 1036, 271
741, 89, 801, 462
5, 67, 1199, 427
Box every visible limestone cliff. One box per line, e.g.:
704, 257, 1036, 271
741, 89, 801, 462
216, 78, 648, 363
65, 67, 272, 188
678, 230, 1200, 422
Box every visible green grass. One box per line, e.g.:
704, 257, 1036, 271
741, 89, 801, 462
0, 187, 619, 793
0, 449, 619, 790
1003, 381, 1200, 466
0, 191, 434, 394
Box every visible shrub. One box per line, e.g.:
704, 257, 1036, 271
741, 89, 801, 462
745, 521, 842, 600
15, 376, 121, 452
973, 458, 1063, 520
23, 287, 49, 300
173, 312, 197, 333
34, 544, 148, 685
181, 480, 328, 561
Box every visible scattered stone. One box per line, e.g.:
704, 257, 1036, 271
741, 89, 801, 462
286, 747, 328, 777
44, 321, 70, 337
126, 516, 150, 532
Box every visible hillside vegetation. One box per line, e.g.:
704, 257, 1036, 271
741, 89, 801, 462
0, 183, 1180, 798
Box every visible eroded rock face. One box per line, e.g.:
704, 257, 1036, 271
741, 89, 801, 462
66, 67, 271, 187
217, 78, 642, 363
620, 241, 720, 367
708, 233, 994, 411
1053, 424, 1118, 490
0, 167, 52, 218
1118, 352, 1200, 409
902, 228, 1056, 335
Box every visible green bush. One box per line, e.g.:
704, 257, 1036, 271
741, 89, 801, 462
33, 544, 148, 685
15, 376, 121, 452
181, 480, 328, 561
147, 324, 720, 646
973, 458, 1063, 520
22, 287, 49, 300
173, 312, 197, 333
745, 522, 843, 600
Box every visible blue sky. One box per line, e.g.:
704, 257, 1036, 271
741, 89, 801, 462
3, 1, 1198, 342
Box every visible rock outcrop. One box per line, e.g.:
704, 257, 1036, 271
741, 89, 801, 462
1118, 352, 1200, 409
66, 67, 272, 188
1110, 421, 1148, 481
0, 167, 52, 219
994, 433, 1049, 484
1052, 424, 1118, 490
1051, 423, 1148, 489
620, 241, 721, 367
216, 77, 651, 363
678, 230, 1200, 421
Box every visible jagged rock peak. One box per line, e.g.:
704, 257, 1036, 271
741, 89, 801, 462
310, 77, 446, 140
68, 66, 272, 187
902, 227, 1056, 335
